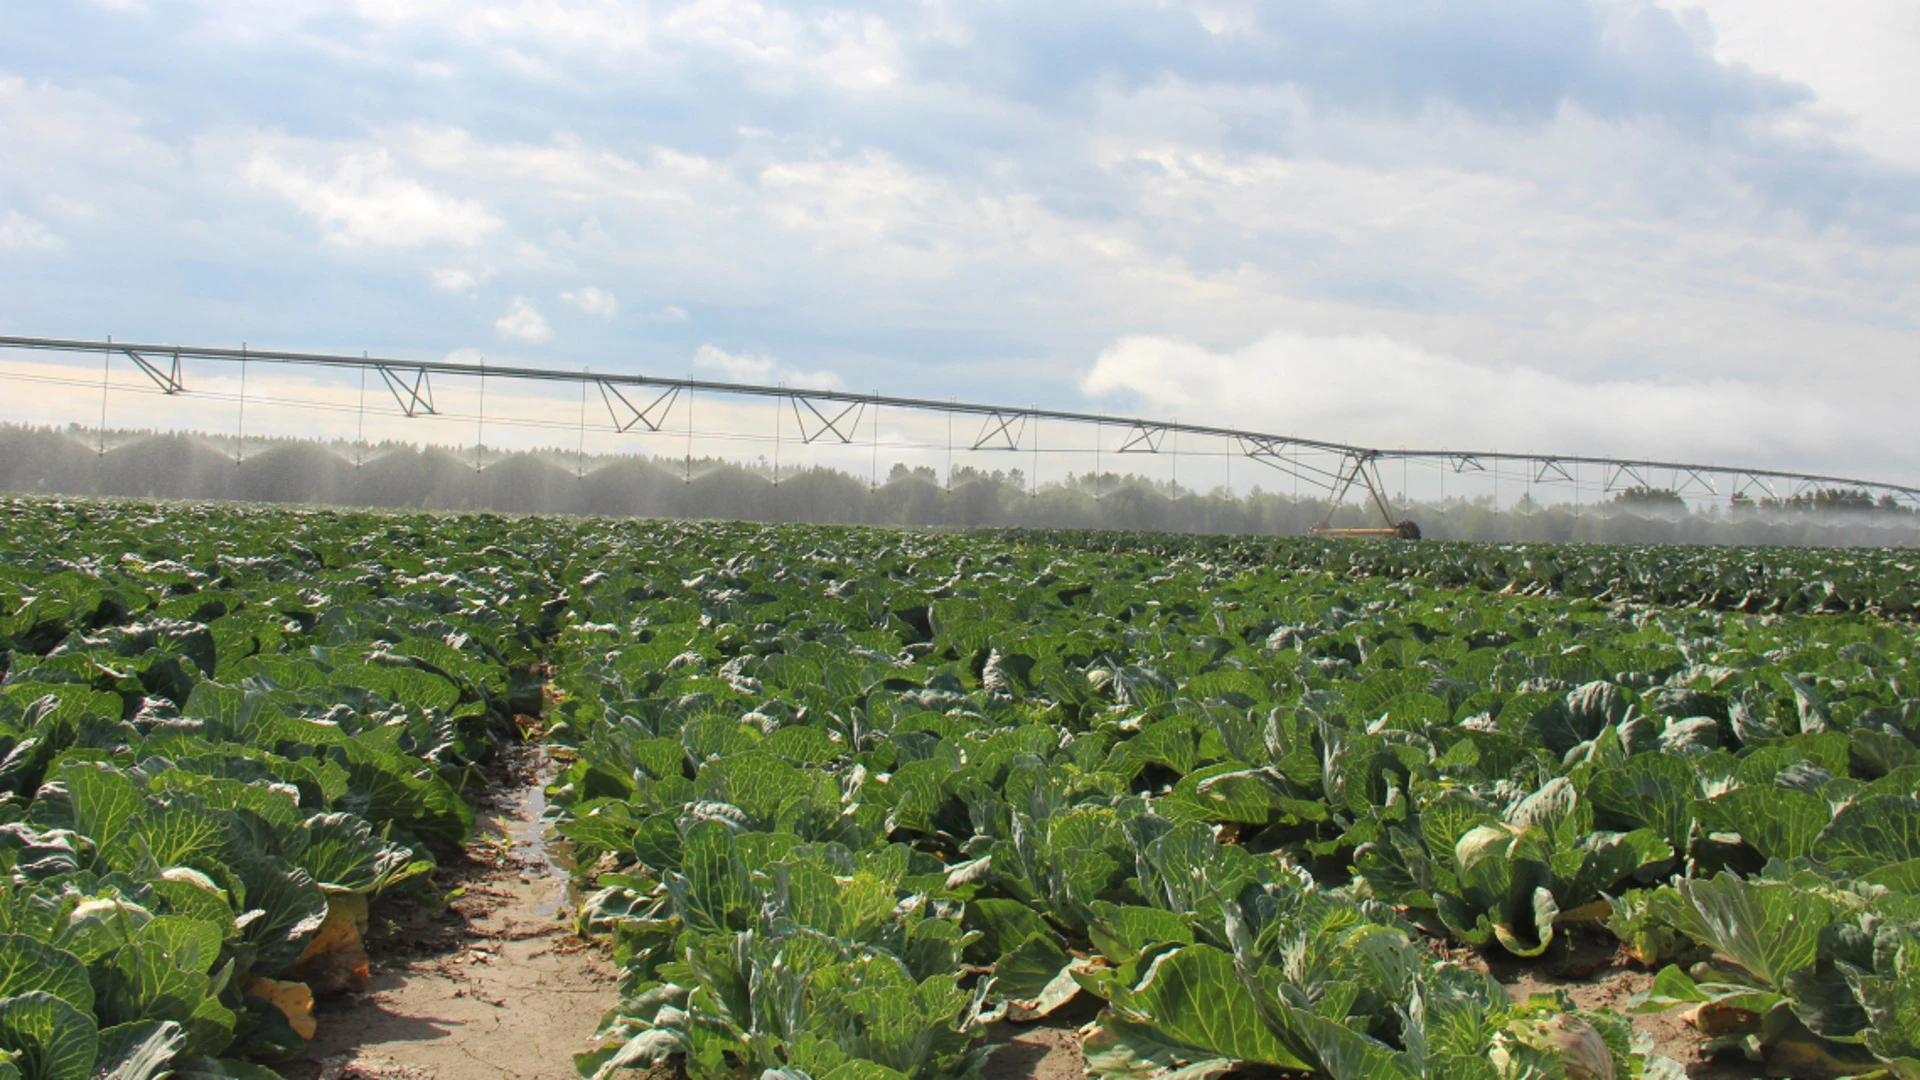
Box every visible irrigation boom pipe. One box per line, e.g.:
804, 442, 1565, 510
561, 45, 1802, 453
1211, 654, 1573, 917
3, 334, 1915, 510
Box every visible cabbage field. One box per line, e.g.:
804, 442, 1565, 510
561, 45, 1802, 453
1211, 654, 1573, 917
3, 497, 1920, 1080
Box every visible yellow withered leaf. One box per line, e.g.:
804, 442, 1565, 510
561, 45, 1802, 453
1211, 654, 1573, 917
247, 977, 318, 1041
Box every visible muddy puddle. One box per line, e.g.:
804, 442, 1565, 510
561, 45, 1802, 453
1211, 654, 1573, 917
507, 765, 575, 920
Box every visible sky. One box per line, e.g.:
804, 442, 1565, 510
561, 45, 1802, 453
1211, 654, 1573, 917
2, 0, 1919, 485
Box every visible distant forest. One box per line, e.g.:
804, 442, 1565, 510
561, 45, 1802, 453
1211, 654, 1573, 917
2, 423, 1916, 547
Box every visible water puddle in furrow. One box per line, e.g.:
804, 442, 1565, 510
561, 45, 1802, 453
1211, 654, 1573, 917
507, 749, 575, 920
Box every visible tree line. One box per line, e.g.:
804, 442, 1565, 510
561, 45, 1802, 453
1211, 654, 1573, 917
2, 424, 1914, 547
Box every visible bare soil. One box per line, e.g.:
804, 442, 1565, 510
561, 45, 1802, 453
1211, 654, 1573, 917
1477, 926, 1764, 1080
984, 995, 1107, 1080
985, 1026, 1089, 1080
279, 759, 620, 1080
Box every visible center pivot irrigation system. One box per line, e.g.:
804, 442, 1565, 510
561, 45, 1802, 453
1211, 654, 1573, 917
5, 334, 1917, 537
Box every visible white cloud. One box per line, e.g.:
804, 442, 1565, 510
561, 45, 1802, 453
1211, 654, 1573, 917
0, 210, 64, 253
494, 297, 551, 341
326, 0, 902, 90
666, 3, 903, 90
44, 195, 97, 220
431, 267, 479, 291
401, 126, 733, 210
648, 305, 689, 322
1658, 0, 1920, 167
560, 285, 617, 317
1082, 330, 1920, 480
192, 113, 1920, 437
693, 344, 841, 390
244, 145, 500, 248
0, 78, 178, 208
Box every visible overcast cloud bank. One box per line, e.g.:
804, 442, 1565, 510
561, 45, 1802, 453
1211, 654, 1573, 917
2, 1, 1918, 481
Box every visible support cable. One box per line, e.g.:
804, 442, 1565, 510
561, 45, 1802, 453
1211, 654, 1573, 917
356, 359, 367, 469
98, 337, 110, 456
237, 346, 247, 466
1170, 418, 1179, 501
1030, 408, 1039, 497
475, 356, 486, 472
1094, 413, 1101, 500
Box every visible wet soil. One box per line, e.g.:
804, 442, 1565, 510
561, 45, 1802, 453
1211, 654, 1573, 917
280, 754, 619, 1080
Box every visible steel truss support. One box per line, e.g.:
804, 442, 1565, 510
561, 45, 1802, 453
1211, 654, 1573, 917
1674, 468, 1717, 496
1735, 472, 1779, 500
601, 380, 680, 433
1777, 480, 1814, 504
1314, 451, 1399, 532
1449, 454, 1486, 474
124, 349, 185, 394
972, 410, 1026, 451
1535, 458, 1574, 484
790, 395, 865, 444
378, 366, 436, 417
1605, 462, 1649, 491
1117, 422, 1167, 453
1239, 435, 1343, 489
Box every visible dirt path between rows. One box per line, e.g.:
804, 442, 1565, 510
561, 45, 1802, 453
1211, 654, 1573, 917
281, 763, 621, 1080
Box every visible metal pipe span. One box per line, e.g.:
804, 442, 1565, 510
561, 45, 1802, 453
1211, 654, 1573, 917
3, 334, 1914, 504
